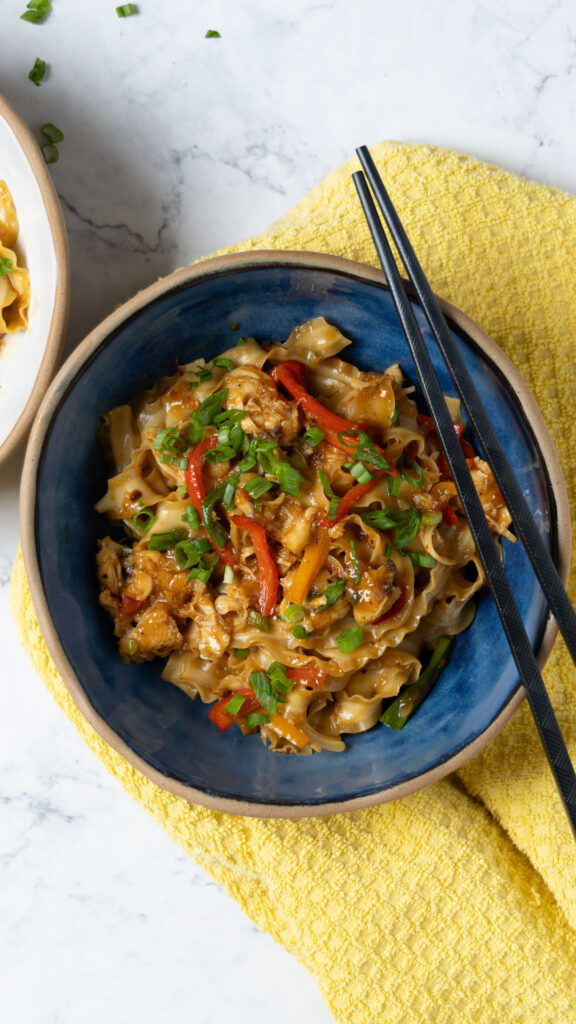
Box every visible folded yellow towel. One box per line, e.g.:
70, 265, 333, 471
11, 142, 576, 1023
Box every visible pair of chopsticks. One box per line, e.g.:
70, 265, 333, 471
353, 145, 576, 840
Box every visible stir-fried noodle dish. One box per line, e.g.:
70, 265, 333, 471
0, 181, 30, 337
96, 318, 513, 754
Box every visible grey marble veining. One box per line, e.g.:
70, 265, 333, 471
1, 1, 575, 1021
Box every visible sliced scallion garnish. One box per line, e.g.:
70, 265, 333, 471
181, 505, 201, 531
225, 694, 246, 716
247, 610, 271, 632
116, 3, 137, 15
407, 551, 436, 568
285, 603, 305, 623
276, 460, 302, 497
40, 122, 64, 143
233, 648, 249, 659
28, 57, 47, 86
316, 579, 346, 610
246, 712, 269, 728
336, 625, 363, 654
301, 427, 325, 447
205, 28, 221, 37
213, 357, 234, 371
148, 528, 188, 551
244, 477, 274, 499
249, 671, 278, 713
317, 469, 340, 520
0, 258, 14, 277
223, 565, 236, 584
132, 507, 156, 532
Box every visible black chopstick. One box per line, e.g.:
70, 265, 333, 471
357, 143, 576, 669
352, 159, 576, 839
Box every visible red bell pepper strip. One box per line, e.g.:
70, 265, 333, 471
442, 506, 459, 526
373, 579, 408, 624
185, 435, 218, 517
208, 687, 262, 733
272, 362, 378, 456
418, 414, 476, 465
184, 435, 237, 568
318, 476, 384, 528
285, 665, 327, 689
118, 595, 147, 618
230, 515, 279, 617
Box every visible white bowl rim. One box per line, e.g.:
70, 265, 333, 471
20, 250, 571, 817
0, 92, 70, 466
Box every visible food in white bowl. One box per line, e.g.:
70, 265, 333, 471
0, 93, 68, 464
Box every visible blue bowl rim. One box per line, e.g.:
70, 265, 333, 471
20, 250, 571, 818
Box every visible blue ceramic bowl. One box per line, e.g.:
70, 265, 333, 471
22, 252, 569, 817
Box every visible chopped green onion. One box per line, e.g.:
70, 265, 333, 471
0, 258, 14, 277
221, 474, 240, 510
317, 579, 346, 610
421, 511, 443, 526
181, 505, 200, 531
267, 662, 293, 694
28, 57, 47, 86
132, 507, 156, 532
21, 0, 52, 24
225, 694, 246, 716
233, 648, 249, 659
159, 452, 188, 469
247, 610, 271, 632
154, 427, 189, 455
187, 413, 204, 444
360, 507, 421, 548
201, 477, 235, 547
189, 560, 216, 584
203, 444, 236, 465
388, 475, 401, 497
380, 637, 453, 729
301, 427, 325, 447
407, 551, 436, 568
41, 143, 59, 165
246, 712, 270, 728
213, 409, 246, 426
293, 625, 314, 640
276, 460, 302, 497
126, 638, 139, 655
189, 365, 214, 387
249, 671, 278, 713
385, 544, 393, 558
177, 484, 188, 498
392, 402, 400, 426
148, 528, 188, 551
116, 3, 137, 16
244, 476, 274, 499
205, 29, 221, 37
224, 565, 236, 584
350, 539, 362, 585
40, 122, 64, 143
336, 625, 364, 654
285, 603, 305, 623
196, 388, 228, 425
174, 537, 212, 569
213, 357, 234, 371
317, 469, 341, 520
399, 454, 425, 488
349, 461, 374, 485
236, 336, 247, 346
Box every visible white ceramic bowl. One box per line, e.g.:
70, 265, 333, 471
0, 93, 69, 465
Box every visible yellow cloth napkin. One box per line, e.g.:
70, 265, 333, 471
11, 142, 576, 1023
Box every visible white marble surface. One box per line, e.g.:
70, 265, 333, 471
2, 1, 576, 1021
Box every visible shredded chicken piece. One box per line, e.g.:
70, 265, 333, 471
223, 366, 301, 444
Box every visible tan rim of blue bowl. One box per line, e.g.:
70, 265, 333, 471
20, 251, 571, 817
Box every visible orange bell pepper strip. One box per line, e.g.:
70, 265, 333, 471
230, 515, 279, 617
268, 713, 310, 749
318, 476, 384, 528
283, 528, 330, 605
